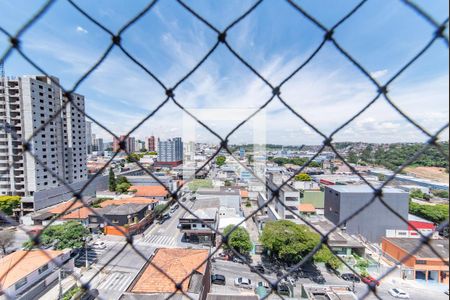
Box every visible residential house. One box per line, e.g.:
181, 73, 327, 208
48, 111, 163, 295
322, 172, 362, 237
89, 203, 152, 236
121, 248, 210, 300
129, 185, 170, 201
0, 250, 73, 299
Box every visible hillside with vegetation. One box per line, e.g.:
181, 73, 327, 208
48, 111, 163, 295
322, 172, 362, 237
344, 142, 449, 171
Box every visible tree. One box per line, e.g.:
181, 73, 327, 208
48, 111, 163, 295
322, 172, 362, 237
313, 247, 342, 270
409, 189, 431, 201
116, 182, 131, 194
309, 161, 322, 168
431, 190, 449, 199
223, 225, 253, 255
295, 173, 312, 181
261, 220, 341, 268
153, 204, 168, 217
108, 168, 116, 192
409, 201, 448, 224
260, 220, 318, 263
0, 196, 21, 215
126, 153, 141, 163
24, 221, 88, 250
216, 155, 226, 167
0, 230, 14, 255
347, 150, 359, 164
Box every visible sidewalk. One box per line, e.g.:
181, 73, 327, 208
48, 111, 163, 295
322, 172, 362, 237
39, 274, 78, 300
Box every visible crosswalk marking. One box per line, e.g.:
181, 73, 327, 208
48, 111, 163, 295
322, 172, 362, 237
97, 272, 134, 291
140, 235, 177, 247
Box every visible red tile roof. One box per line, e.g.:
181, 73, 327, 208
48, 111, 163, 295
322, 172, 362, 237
0, 250, 64, 289
130, 186, 169, 197
99, 197, 158, 208
299, 203, 316, 213
60, 207, 93, 220
130, 248, 209, 294
48, 199, 84, 214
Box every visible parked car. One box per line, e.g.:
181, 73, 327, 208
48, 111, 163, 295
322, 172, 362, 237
341, 273, 361, 283
250, 264, 266, 274
388, 288, 410, 299
256, 281, 271, 293
157, 213, 171, 224
90, 241, 106, 249
362, 275, 380, 286
211, 274, 226, 285
277, 282, 293, 297
311, 274, 326, 284
234, 277, 253, 289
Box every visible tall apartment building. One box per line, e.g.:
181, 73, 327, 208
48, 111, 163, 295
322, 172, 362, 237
86, 121, 93, 155
0, 75, 88, 210
93, 138, 104, 152
112, 135, 136, 153
157, 137, 183, 166
147, 136, 156, 152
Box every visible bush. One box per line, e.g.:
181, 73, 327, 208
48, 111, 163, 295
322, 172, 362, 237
409, 201, 448, 224
295, 173, 312, 181
62, 286, 82, 300
432, 190, 449, 199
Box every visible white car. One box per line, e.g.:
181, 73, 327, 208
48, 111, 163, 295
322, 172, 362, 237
90, 241, 106, 249
234, 277, 253, 289
388, 288, 410, 299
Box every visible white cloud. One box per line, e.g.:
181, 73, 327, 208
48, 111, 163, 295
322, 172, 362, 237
21, 14, 448, 145
76, 26, 88, 34
370, 69, 388, 79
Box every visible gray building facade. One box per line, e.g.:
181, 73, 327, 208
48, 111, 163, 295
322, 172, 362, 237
324, 185, 409, 243
158, 137, 183, 163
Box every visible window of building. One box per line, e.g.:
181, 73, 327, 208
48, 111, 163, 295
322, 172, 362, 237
38, 264, 49, 274
15, 277, 28, 290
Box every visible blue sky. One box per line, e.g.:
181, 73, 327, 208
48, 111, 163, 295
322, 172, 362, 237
1, 0, 448, 145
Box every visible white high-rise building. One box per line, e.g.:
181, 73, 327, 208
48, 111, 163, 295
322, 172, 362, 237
0, 75, 88, 210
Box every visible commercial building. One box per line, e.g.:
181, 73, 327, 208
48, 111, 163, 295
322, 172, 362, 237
93, 137, 104, 152
0, 75, 88, 211
147, 135, 156, 152
157, 137, 183, 166
267, 173, 300, 220
382, 238, 449, 284
0, 249, 73, 299
122, 248, 211, 300
179, 197, 219, 245
324, 185, 409, 242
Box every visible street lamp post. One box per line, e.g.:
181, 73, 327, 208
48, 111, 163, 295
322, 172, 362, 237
83, 236, 91, 269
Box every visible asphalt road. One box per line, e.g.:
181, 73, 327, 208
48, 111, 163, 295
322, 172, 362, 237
211, 260, 449, 300
80, 199, 197, 300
